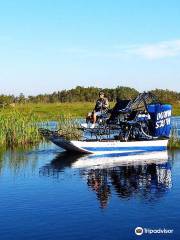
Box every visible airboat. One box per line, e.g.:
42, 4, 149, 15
39, 92, 172, 155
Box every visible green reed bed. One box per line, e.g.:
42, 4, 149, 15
57, 115, 83, 140
168, 138, 180, 149
168, 139, 180, 149
168, 125, 180, 149
0, 110, 42, 147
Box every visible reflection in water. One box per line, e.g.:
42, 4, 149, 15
39, 152, 172, 208
84, 169, 111, 208
81, 163, 172, 208
0, 144, 47, 175
39, 152, 83, 178
5, 149, 38, 174
0, 147, 6, 173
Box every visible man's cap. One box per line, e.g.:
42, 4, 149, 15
99, 91, 105, 96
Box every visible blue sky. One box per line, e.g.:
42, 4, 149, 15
0, 0, 180, 95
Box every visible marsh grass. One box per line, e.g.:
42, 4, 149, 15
173, 104, 180, 116
0, 109, 42, 147
15, 102, 95, 120
57, 115, 83, 140
168, 124, 180, 149
14, 102, 180, 119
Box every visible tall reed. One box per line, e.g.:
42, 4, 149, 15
0, 109, 42, 147
168, 124, 180, 149
57, 115, 83, 140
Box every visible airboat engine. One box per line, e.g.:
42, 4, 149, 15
147, 104, 172, 138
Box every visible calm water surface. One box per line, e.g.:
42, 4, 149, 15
0, 118, 180, 240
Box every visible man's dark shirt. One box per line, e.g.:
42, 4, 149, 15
94, 98, 109, 112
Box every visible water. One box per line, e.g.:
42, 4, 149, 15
0, 118, 180, 239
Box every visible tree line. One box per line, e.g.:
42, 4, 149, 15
0, 86, 180, 105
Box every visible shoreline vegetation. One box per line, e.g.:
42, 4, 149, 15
168, 125, 180, 149
1, 102, 180, 120
0, 86, 179, 148
0, 86, 180, 105
0, 107, 179, 149
0, 86, 180, 118
0, 109, 42, 147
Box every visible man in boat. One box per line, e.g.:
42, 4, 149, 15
82, 91, 109, 128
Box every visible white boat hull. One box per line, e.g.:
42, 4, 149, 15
48, 135, 168, 155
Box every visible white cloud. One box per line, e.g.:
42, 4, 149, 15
61, 39, 180, 60
125, 40, 180, 59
